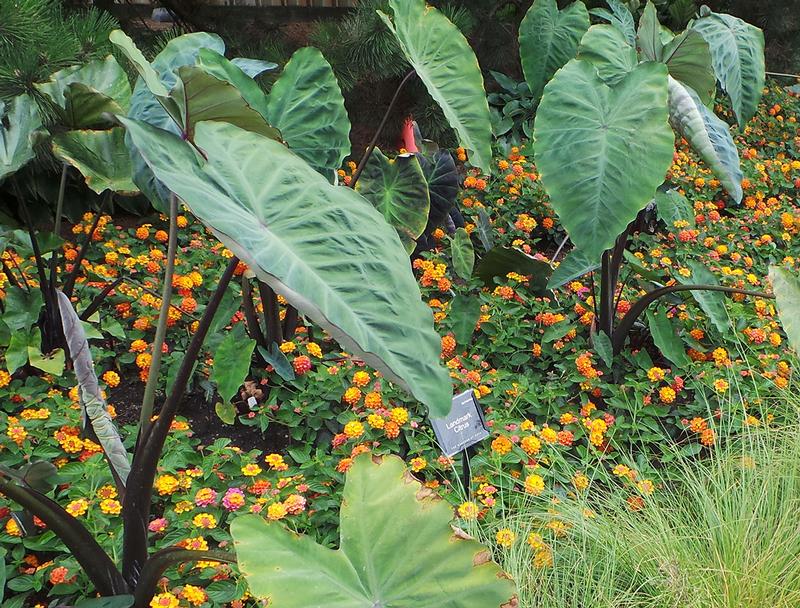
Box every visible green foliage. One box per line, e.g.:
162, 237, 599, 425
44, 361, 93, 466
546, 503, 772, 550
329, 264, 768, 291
0, 1, 117, 104
667, 76, 742, 201
211, 325, 256, 404
121, 117, 452, 417
378, 0, 493, 174
577, 24, 638, 86
691, 7, 766, 127
355, 148, 430, 253
0, 95, 43, 182
519, 0, 590, 102
488, 427, 800, 608
56, 290, 130, 484
34, 55, 131, 128
232, 455, 516, 608
265, 47, 351, 178
51, 128, 138, 195
769, 266, 800, 353
534, 60, 675, 260
451, 227, 475, 280
487, 72, 536, 146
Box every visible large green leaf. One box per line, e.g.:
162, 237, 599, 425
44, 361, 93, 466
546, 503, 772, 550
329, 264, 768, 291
109, 29, 172, 102
57, 291, 130, 484
667, 76, 742, 202
419, 149, 459, 229
534, 60, 674, 260
547, 247, 600, 289
647, 306, 691, 367
151, 31, 226, 88
519, 0, 590, 100
378, 0, 493, 174
121, 118, 452, 417
0, 95, 42, 182
232, 455, 516, 608
197, 49, 271, 120
173, 66, 280, 141
769, 266, 800, 353
577, 24, 638, 86
355, 148, 430, 253
266, 47, 350, 176
211, 324, 256, 403
590, 0, 636, 45
35, 55, 131, 112
52, 128, 138, 195
691, 10, 765, 126
661, 29, 716, 105
636, 1, 662, 61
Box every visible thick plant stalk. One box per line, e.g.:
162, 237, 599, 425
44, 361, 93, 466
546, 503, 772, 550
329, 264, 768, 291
612, 284, 773, 354
123, 258, 239, 586
139, 194, 178, 435
258, 281, 282, 344
241, 275, 266, 348
57, 290, 131, 491
0, 474, 129, 596
48, 163, 68, 294
351, 70, 416, 188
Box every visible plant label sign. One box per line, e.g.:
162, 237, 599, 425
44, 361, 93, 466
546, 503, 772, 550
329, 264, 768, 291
430, 389, 490, 457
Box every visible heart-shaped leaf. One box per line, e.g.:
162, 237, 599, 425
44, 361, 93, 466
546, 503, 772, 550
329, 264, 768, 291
590, 0, 635, 45
355, 148, 430, 253
534, 60, 674, 259
35, 55, 131, 114
378, 0, 493, 174
577, 24, 638, 86
52, 128, 138, 195
173, 66, 280, 141
667, 76, 742, 202
232, 455, 516, 608
0, 95, 42, 182
266, 47, 350, 177
636, 1, 662, 61
197, 49, 271, 120
661, 29, 716, 105
419, 149, 459, 230
519, 0, 590, 100
691, 10, 765, 126
121, 117, 452, 417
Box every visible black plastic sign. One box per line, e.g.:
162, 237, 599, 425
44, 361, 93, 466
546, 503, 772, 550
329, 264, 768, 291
430, 389, 490, 457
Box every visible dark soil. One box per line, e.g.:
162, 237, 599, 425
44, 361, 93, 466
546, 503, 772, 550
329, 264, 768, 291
111, 376, 292, 454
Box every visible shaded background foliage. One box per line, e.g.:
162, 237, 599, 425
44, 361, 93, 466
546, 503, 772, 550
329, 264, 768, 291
2, 0, 798, 221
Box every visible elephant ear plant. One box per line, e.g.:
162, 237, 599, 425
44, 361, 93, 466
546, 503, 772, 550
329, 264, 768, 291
528, 0, 771, 360
232, 454, 517, 608
0, 2, 496, 602
1, 53, 139, 371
